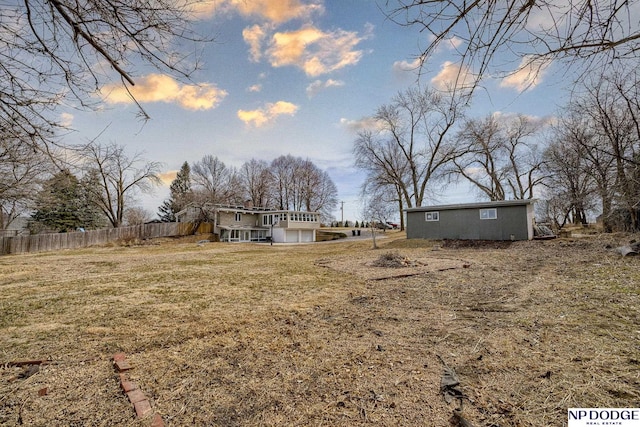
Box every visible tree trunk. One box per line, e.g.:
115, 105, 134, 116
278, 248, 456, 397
397, 196, 405, 231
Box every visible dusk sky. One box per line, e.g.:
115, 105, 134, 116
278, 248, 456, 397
62, 0, 565, 221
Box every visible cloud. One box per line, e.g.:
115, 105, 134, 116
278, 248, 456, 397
445, 36, 464, 50
158, 170, 178, 186
339, 117, 382, 134
60, 112, 74, 127
184, 1, 217, 19
247, 84, 263, 93
392, 58, 421, 73
101, 74, 227, 110
237, 101, 299, 127
492, 111, 556, 128
186, 0, 323, 22
306, 79, 344, 97
243, 24, 269, 62
265, 24, 371, 76
427, 34, 465, 52
230, 0, 323, 24
426, 34, 465, 52
499, 56, 550, 92
430, 61, 476, 92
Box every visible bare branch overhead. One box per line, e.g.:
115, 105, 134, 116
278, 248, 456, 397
1, 0, 210, 149
384, 0, 640, 90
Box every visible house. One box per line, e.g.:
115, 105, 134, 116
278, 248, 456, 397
175, 203, 321, 243
405, 200, 536, 241
0, 216, 30, 237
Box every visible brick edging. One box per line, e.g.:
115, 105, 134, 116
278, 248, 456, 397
113, 353, 164, 426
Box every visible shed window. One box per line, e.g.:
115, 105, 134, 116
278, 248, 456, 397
480, 208, 497, 220
425, 211, 439, 221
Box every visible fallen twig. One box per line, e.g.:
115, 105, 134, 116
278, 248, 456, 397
5, 360, 51, 368
367, 266, 461, 281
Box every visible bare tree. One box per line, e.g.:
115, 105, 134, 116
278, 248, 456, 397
385, 1, 640, 91
270, 155, 298, 211
354, 131, 410, 230
123, 206, 154, 226
299, 163, 338, 221
191, 155, 241, 206
451, 115, 507, 201
187, 155, 337, 217
239, 159, 274, 208
569, 68, 640, 230
81, 143, 162, 227
0, 137, 50, 229
353, 86, 464, 216
269, 155, 338, 218
1, 0, 208, 150
453, 114, 547, 200
542, 125, 598, 228
360, 184, 396, 249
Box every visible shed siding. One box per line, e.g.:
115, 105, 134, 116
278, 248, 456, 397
407, 204, 532, 241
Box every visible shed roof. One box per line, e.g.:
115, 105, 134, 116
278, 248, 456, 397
405, 199, 536, 212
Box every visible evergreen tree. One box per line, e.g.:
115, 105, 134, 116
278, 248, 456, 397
158, 161, 193, 222
31, 170, 84, 232
78, 170, 108, 229
158, 200, 175, 223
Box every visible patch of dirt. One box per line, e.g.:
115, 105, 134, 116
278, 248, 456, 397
316, 248, 470, 281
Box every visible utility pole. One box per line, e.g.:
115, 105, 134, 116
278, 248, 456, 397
341, 201, 344, 225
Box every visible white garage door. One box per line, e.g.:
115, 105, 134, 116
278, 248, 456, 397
285, 230, 298, 242
300, 230, 314, 242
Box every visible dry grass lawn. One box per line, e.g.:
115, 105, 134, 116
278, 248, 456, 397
1, 231, 639, 426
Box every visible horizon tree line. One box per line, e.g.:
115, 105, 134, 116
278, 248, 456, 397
354, 65, 640, 232
2, 143, 339, 233
159, 154, 338, 223
10, 142, 163, 233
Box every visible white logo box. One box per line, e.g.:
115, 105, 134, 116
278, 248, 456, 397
568, 409, 640, 426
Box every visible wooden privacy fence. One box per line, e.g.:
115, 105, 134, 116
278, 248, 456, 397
0, 222, 213, 255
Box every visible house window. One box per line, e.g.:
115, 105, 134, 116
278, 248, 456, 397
251, 230, 267, 241
235, 212, 242, 222
425, 211, 439, 221
480, 208, 497, 220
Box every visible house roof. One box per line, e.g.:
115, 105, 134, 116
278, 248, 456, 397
215, 204, 274, 214
405, 199, 536, 212
176, 203, 321, 217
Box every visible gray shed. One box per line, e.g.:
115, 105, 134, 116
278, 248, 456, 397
405, 200, 535, 241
